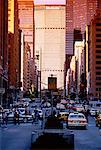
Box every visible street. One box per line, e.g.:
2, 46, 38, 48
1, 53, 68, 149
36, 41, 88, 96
0, 116, 101, 150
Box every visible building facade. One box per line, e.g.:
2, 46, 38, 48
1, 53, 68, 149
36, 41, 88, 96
0, 0, 8, 107
18, 0, 34, 57
89, 10, 101, 98
23, 42, 32, 92
8, 0, 20, 89
35, 4, 65, 90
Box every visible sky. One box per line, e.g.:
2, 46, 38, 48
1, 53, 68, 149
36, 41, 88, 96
34, 0, 66, 5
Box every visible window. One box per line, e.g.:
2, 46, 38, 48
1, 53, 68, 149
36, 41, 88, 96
96, 66, 101, 69
96, 34, 101, 37
96, 82, 101, 85
96, 56, 101, 58
96, 61, 101, 64
96, 45, 101, 48
96, 39, 101, 42
96, 23, 101, 26
96, 50, 101, 53
96, 72, 101, 75
96, 29, 101, 31
96, 77, 101, 80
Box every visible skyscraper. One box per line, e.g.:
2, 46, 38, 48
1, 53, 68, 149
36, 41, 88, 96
73, 0, 100, 32
65, 0, 73, 55
8, 0, 20, 88
18, 0, 34, 57
89, 10, 101, 98
0, 0, 8, 107
35, 4, 65, 90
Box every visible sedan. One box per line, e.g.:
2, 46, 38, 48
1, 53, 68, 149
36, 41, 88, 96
68, 112, 87, 129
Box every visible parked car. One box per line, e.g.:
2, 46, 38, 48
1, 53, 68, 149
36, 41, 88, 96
74, 104, 85, 112
95, 113, 101, 127
57, 111, 69, 121
68, 112, 87, 129
18, 108, 25, 115
89, 108, 98, 116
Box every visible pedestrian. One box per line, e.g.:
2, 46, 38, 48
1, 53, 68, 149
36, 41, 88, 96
99, 124, 101, 136
2, 112, 8, 125
95, 111, 98, 119
32, 113, 35, 124
38, 113, 43, 129
14, 111, 20, 125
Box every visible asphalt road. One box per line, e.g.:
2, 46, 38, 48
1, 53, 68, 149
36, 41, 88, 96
74, 116, 101, 150
0, 116, 101, 150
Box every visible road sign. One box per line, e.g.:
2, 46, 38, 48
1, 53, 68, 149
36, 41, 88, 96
0, 88, 5, 94
48, 77, 57, 90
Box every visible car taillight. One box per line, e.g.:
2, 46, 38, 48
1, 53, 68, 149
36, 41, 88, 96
68, 120, 74, 123
80, 121, 87, 123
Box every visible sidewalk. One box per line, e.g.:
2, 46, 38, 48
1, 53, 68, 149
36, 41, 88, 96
0, 123, 39, 150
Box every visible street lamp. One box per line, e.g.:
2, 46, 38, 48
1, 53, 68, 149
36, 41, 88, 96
35, 48, 42, 101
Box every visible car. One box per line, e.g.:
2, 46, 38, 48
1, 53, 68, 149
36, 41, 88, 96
57, 111, 69, 121
56, 103, 65, 110
23, 101, 29, 107
68, 112, 87, 129
95, 113, 101, 127
7, 111, 24, 122
7, 112, 15, 121
89, 108, 98, 116
37, 109, 43, 118
74, 104, 85, 112
18, 108, 25, 115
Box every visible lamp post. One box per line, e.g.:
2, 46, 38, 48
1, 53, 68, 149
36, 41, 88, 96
39, 48, 42, 102
35, 47, 42, 102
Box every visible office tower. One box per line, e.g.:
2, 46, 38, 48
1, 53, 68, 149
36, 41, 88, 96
18, 0, 34, 57
8, 0, 20, 88
35, 4, 65, 90
73, 0, 100, 32
65, 0, 73, 55
0, 0, 8, 107
23, 42, 32, 92
89, 11, 101, 98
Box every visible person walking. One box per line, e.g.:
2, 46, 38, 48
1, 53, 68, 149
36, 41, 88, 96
14, 111, 20, 125
32, 113, 35, 124
2, 112, 8, 125
99, 124, 101, 136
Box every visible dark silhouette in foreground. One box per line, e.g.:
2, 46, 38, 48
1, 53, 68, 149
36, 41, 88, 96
31, 112, 74, 150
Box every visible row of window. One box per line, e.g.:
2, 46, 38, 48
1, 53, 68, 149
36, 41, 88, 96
96, 66, 101, 69
96, 56, 101, 58
96, 77, 101, 80
96, 45, 101, 48
96, 88, 101, 91
96, 28, 101, 31
96, 34, 101, 37
36, 27, 65, 30
96, 61, 101, 64
42, 70, 64, 72
96, 23, 101, 26
96, 50, 101, 53
96, 72, 101, 75
96, 83, 101, 85
96, 39, 101, 42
